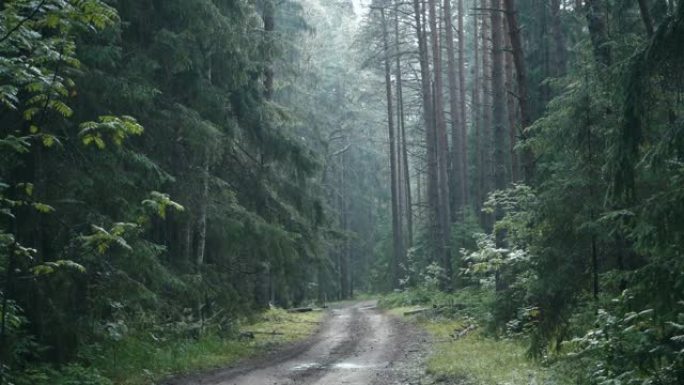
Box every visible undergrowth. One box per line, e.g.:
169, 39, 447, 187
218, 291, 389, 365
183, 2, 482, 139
9, 308, 323, 385
379, 287, 563, 385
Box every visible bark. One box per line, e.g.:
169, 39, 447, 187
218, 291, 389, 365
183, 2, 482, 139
637, 0, 655, 36
586, 0, 612, 67
338, 154, 350, 298
457, 0, 468, 208
430, 0, 453, 289
472, 4, 482, 216
445, 0, 465, 217
395, 1, 414, 247
503, 0, 534, 182
0, 222, 16, 384
504, 17, 519, 182
195, 150, 210, 268
412, 0, 439, 262
550, 0, 567, 76
381, 7, 404, 289
481, 0, 493, 230
491, 0, 506, 194
263, 0, 275, 99
194, 148, 210, 331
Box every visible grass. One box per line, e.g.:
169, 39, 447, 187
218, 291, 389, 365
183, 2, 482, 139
422, 319, 548, 385
378, 288, 549, 385
92, 308, 324, 385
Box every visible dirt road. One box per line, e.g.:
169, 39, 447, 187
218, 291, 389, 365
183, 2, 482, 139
169, 301, 428, 385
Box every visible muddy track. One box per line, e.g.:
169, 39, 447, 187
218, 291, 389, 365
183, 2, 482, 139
166, 301, 429, 385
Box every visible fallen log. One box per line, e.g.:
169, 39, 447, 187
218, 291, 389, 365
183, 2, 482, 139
403, 308, 430, 316
287, 307, 313, 313
242, 330, 285, 336
453, 324, 477, 339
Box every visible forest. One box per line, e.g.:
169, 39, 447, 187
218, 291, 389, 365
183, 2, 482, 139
0, 0, 682, 384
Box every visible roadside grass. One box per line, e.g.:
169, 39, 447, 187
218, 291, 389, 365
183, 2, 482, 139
92, 308, 324, 385
379, 288, 550, 385
422, 319, 548, 385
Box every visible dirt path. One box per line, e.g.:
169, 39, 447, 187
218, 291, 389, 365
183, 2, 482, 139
168, 301, 428, 385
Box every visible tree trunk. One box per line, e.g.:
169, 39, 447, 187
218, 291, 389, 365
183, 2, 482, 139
586, 0, 612, 67
457, 0, 468, 208
550, 0, 567, 75
503, 0, 534, 182
381, 7, 404, 289
196, 150, 210, 268
637, 0, 655, 36
481, 0, 493, 230
445, 0, 465, 218
395, 1, 414, 247
338, 154, 350, 299
263, 0, 275, 99
429, 0, 453, 289
472, 2, 482, 216
504, 17, 519, 182
491, 0, 507, 251
195, 148, 210, 332
412, 0, 439, 264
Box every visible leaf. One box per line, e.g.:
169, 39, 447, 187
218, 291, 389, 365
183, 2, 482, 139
32, 202, 55, 213
0, 135, 31, 153
32, 264, 55, 276
42, 134, 55, 147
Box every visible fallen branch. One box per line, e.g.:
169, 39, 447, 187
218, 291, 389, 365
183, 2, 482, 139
287, 307, 313, 313
453, 324, 477, 339
403, 308, 430, 316
242, 330, 285, 336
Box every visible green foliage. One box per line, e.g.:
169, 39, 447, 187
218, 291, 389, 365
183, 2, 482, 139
79, 116, 143, 148
567, 299, 684, 385
0, 0, 333, 383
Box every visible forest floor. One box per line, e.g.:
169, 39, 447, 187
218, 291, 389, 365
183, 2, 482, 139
167, 301, 435, 385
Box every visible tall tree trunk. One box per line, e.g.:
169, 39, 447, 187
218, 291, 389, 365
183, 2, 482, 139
637, 0, 655, 36
457, 0, 468, 208
196, 151, 210, 268
504, 17, 519, 182
550, 0, 568, 75
195, 148, 210, 331
481, 0, 493, 230
395, 1, 414, 247
381, 7, 404, 289
263, 0, 275, 99
445, 0, 465, 218
342, 151, 351, 298
338, 155, 350, 299
0, 216, 17, 385
413, 0, 439, 263
503, 0, 534, 182
429, 0, 453, 289
472, 1, 482, 216
586, 0, 612, 67
491, 0, 507, 239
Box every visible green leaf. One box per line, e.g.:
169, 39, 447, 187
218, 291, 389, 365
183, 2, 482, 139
32, 202, 55, 213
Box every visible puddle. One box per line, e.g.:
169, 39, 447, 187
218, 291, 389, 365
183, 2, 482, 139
290, 362, 374, 371
290, 363, 323, 371
332, 362, 372, 370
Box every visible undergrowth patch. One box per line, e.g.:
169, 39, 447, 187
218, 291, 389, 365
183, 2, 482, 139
379, 288, 557, 385
17, 308, 324, 385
